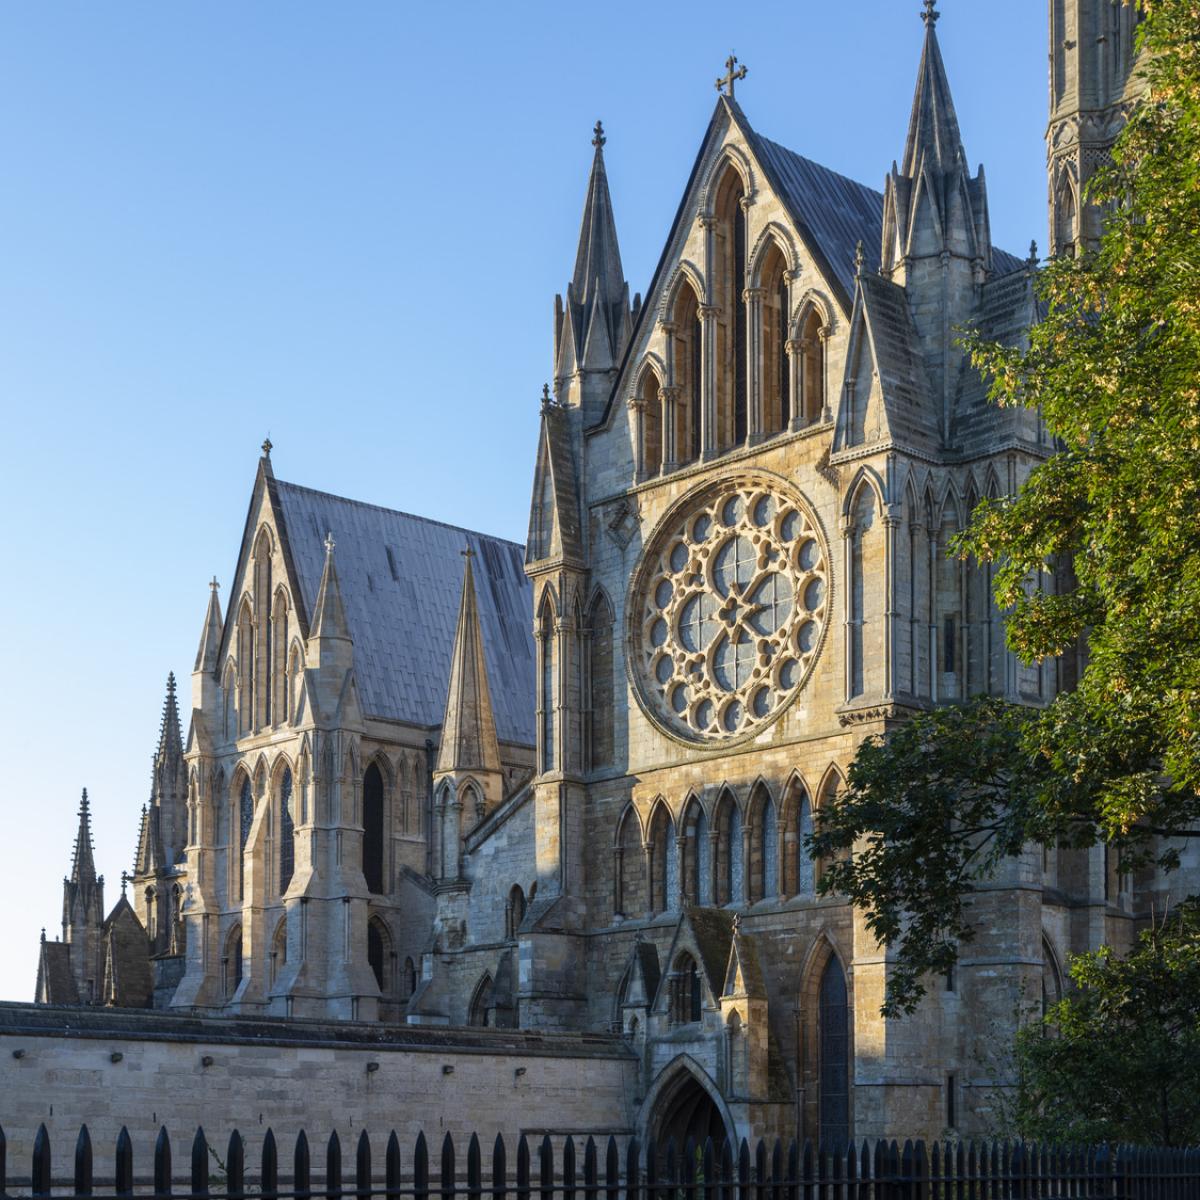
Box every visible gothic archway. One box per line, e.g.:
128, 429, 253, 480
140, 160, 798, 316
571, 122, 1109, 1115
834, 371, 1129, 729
643, 1058, 736, 1150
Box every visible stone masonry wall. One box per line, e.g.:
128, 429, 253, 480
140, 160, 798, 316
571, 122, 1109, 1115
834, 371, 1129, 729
0, 1004, 637, 1184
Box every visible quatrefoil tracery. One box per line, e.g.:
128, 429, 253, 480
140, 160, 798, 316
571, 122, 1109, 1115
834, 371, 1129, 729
635, 481, 828, 742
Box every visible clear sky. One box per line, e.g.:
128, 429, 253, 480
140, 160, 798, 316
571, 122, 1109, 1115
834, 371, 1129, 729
0, 0, 1046, 1001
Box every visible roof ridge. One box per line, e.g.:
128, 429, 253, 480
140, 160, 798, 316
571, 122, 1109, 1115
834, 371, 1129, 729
273, 478, 525, 551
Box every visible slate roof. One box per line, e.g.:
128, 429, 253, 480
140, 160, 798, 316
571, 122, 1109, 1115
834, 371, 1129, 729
750, 134, 886, 305
36, 940, 78, 1005
274, 481, 536, 746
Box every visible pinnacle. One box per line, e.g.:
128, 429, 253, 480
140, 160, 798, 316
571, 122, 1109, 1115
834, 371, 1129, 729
311, 529, 351, 642
900, 0, 966, 179
70, 786, 98, 887
436, 546, 501, 777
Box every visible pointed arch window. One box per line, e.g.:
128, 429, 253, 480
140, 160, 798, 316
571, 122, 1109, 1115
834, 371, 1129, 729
270, 918, 287, 985
848, 486, 882, 700
715, 795, 743, 905
819, 954, 851, 1148
253, 529, 273, 729
672, 283, 702, 467
507, 884, 527, 939
469, 973, 494, 1027
278, 767, 295, 895
539, 603, 556, 773
238, 776, 254, 901
614, 806, 645, 917
402, 956, 417, 999
761, 244, 791, 435
798, 308, 825, 425
670, 952, 703, 1024
224, 925, 243, 999
683, 799, 710, 906
271, 591, 290, 725
362, 763, 385, 895
368, 916, 391, 994
715, 168, 748, 449
750, 789, 778, 902
649, 804, 677, 915
638, 371, 663, 479
235, 603, 253, 736
794, 788, 815, 897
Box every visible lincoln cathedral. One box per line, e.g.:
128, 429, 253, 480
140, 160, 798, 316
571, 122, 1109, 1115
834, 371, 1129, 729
34, 0, 1170, 1148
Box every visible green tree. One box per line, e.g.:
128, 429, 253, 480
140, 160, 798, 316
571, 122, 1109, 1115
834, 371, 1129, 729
1015, 904, 1200, 1146
810, 0, 1200, 1017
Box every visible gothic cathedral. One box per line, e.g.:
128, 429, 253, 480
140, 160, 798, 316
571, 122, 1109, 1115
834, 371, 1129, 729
37, 1, 1170, 1146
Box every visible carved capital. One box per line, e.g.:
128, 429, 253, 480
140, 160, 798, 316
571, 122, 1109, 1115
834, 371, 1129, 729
698, 215, 718, 232
785, 339, 803, 357
742, 287, 766, 303
660, 385, 682, 402
658, 320, 678, 336
627, 396, 647, 412
698, 305, 721, 320
818, 325, 833, 343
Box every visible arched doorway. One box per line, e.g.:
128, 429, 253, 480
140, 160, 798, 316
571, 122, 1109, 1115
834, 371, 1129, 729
649, 1065, 733, 1149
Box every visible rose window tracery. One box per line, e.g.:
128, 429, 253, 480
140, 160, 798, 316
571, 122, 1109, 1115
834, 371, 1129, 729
632, 479, 829, 742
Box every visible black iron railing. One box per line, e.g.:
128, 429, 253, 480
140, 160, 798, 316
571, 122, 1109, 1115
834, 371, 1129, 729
4, 1123, 1200, 1200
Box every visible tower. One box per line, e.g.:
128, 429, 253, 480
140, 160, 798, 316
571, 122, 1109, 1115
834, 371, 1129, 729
1048, 0, 1144, 254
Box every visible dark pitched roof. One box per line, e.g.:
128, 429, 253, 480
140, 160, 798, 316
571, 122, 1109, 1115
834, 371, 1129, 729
749, 131, 885, 308
274, 480, 535, 745
36, 941, 79, 1005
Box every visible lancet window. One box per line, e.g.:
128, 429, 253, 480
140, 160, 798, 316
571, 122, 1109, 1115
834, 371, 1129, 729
278, 767, 295, 895
362, 762, 385, 895
253, 529, 273, 729
761, 244, 791, 435
648, 803, 677, 915
238, 775, 253, 901
714, 168, 748, 450
586, 593, 615, 771
797, 308, 826, 425
672, 283, 703, 466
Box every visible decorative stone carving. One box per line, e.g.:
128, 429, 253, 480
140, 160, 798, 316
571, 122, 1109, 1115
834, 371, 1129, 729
629, 476, 829, 743
605, 498, 640, 550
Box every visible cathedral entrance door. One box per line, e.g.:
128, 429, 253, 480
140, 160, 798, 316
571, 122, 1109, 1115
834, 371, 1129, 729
652, 1068, 732, 1150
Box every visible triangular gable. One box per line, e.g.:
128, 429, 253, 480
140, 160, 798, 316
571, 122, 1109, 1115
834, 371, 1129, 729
525, 406, 584, 566
618, 938, 662, 1010
214, 455, 312, 670
594, 96, 885, 433
722, 926, 767, 1001
654, 908, 735, 1012
834, 273, 940, 454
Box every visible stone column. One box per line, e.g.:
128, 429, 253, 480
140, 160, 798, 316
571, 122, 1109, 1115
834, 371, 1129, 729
642, 841, 655, 917
786, 339, 804, 432
883, 505, 900, 701
674, 834, 687, 909
628, 397, 647, 480
819, 326, 833, 422
744, 286, 765, 442
699, 305, 720, 458
661, 385, 679, 471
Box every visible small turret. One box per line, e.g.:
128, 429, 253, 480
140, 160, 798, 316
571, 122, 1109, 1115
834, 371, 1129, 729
879, 1, 992, 443
61, 789, 105, 1003
147, 672, 188, 866
192, 577, 224, 714
554, 121, 637, 420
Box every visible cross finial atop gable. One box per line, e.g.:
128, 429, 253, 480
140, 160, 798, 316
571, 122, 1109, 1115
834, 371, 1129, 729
592, 120, 605, 149
261, 436, 273, 458
715, 52, 747, 99
921, 0, 939, 25
324, 531, 336, 555
461, 545, 475, 561
210, 576, 220, 593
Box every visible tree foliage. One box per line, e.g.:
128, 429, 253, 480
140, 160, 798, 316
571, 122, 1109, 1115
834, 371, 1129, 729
1015, 903, 1200, 1146
811, 0, 1200, 1017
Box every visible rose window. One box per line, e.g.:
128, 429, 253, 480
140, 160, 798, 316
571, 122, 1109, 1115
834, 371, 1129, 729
632, 479, 829, 742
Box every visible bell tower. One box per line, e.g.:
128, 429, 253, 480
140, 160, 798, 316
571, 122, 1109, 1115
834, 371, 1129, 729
1047, 0, 1144, 255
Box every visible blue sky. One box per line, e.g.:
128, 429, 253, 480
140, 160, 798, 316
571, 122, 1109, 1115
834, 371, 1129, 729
0, 1, 1045, 1001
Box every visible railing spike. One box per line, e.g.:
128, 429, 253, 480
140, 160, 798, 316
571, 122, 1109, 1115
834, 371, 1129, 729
327, 1130, 343, 1200
468, 1133, 482, 1200
295, 1130, 312, 1200
262, 1129, 279, 1200
414, 1131, 430, 1200
155, 1125, 173, 1197
442, 1132, 456, 1200
74, 1124, 94, 1197
32, 1124, 51, 1197
388, 1132, 403, 1200
357, 1130, 372, 1200
491, 1132, 507, 1200
226, 1129, 244, 1200
191, 1127, 210, 1197
115, 1126, 134, 1198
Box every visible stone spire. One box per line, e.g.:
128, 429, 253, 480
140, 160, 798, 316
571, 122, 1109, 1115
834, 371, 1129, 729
62, 788, 105, 1001
901, 2, 965, 180
880, 4, 992, 442
554, 121, 637, 416
436, 548, 501, 776
311, 532, 351, 643
193, 578, 223, 674
147, 672, 187, 866
70, 788, 98, 889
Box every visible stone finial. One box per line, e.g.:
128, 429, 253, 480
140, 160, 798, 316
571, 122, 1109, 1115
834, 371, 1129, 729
921, 0, 939, 25
261, 437, 273, 458
732, 912, 742, 936
324, 531, 336, 555
541, 383, 553, 412
40, 927, 46, 943
854, 240, 866, 276
1026, 239, 1040, 268
716, 52, 748, 99
120, 871, 129, 896
210, 576, 220, 593
592, 120, 606, 149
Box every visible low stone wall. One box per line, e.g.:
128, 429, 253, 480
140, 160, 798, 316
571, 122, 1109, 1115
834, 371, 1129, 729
0, 1003, 637, 1183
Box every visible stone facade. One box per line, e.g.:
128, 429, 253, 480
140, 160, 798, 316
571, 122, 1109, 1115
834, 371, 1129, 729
33, 0, 1186, 1151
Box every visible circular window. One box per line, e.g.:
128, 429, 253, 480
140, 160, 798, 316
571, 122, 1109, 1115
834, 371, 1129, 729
630, 477, 829, 743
